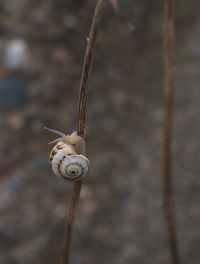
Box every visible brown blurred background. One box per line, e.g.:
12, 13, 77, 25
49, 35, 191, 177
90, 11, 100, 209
0, 0, 199, 263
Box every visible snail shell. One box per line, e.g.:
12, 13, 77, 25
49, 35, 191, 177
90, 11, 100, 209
45, 127, 90, 181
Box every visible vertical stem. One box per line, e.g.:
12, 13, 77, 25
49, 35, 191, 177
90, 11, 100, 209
77, 0, 105, 138
163, 0, 180, 263
60, 1, 105, 264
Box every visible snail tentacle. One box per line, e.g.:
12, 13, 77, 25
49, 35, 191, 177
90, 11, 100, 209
44, 126, 67, 137
48, 137, 64, 145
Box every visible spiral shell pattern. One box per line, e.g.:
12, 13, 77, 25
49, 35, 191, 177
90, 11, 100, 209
50, 141, 90, 181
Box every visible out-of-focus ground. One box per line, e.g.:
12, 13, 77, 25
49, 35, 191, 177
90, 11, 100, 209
0, 0, 199, 263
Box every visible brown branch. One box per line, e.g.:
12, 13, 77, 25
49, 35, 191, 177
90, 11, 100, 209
77, 0, 106, 137
163, 0, 180, 264
60, 1, 105, 264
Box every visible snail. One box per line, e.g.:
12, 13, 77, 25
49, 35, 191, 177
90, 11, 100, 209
44, 127, 90, 181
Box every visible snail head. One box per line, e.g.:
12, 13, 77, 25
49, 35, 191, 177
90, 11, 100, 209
44, 127, 86, 155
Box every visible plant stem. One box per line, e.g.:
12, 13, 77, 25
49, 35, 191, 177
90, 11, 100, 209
163, 0, 180, 263
60, 1, 105, 263
77, 0, 105, 137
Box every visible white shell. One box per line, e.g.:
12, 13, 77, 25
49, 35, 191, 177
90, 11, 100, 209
50, 140, 90, 181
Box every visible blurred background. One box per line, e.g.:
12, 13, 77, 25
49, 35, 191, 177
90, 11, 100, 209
0, 0, 199, 263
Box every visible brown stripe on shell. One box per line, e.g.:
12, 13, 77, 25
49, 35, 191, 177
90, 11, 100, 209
51, 149, 57, 156
49, 156, 53, 169
50, 148, 56, 157
58, 155, 66, 177
56, 142, 67, 150
51, 142, 77, 157
52, 142, 66, 152
49, 149, 57, 169
49, 150, 58, 169
49, 142, 67, 170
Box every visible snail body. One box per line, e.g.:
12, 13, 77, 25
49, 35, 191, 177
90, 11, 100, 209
45, 127, 90, 181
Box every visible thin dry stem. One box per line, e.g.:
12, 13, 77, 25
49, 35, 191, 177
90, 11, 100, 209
163, 0, 180, 263
77, 0, 105, 137
60, 1, 105, 264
